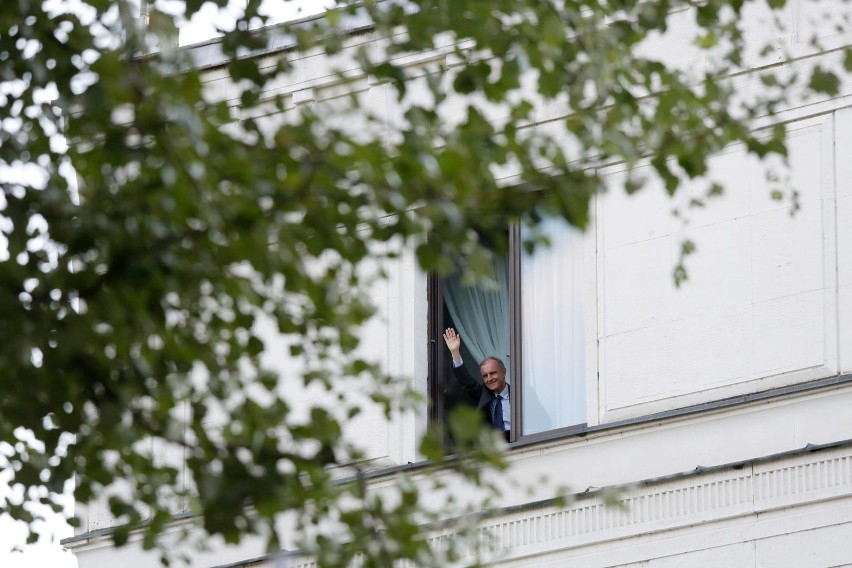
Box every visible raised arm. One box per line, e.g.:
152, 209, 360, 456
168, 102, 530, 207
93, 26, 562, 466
442, 327, 463, 363
443, 327, 483, 401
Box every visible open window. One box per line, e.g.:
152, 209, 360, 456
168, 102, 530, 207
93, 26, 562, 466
428, 218, 587, 444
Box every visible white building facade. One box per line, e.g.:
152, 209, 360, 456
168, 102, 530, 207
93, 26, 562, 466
67, 3, 852, 566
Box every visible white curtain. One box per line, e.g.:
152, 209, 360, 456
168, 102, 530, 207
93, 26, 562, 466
444, 255, 510, 382
521, 218, 586, 434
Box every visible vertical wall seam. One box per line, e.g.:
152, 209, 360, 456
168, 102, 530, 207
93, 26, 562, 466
832, 111, 842, 373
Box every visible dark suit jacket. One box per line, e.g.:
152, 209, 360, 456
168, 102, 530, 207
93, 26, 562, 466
451, 363, 495, 414
449, 363, 510, 441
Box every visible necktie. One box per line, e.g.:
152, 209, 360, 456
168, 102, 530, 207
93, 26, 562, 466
492, 395, 505, 431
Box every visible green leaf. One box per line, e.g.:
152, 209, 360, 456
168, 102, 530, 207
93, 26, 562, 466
809, 67, 840, 95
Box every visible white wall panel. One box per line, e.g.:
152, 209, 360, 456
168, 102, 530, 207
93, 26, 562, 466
382, 241, 427, 465
752, 290, 825, 374
607, 544, 756, 568
602, 236, 674, 338
598, 115, 838, 420
597, 173, 677, 250
836, 107, 852, 374
603, 308, 754, 407
841, 282, 852, 373
670, 220, 753, 318
246, 240, 422, 468
756, 520, 852, 567
750, 202, 823, 303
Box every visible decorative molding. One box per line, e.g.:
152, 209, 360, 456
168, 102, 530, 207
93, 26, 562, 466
462, 446, 852, 564
278, 446, 852, 568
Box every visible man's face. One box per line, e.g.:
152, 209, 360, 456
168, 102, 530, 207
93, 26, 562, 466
480, 359, 507, 394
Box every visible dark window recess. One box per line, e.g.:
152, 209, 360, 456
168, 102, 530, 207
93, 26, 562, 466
428, 218, 588, 446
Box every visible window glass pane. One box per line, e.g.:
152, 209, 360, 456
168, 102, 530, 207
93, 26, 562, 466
521, 218, 586, 435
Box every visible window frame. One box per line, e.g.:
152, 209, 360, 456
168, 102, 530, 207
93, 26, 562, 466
427, 273, 447, 429
428, 224, 589, 446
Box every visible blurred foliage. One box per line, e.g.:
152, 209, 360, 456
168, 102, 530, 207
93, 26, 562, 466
0, 0, 850, 565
